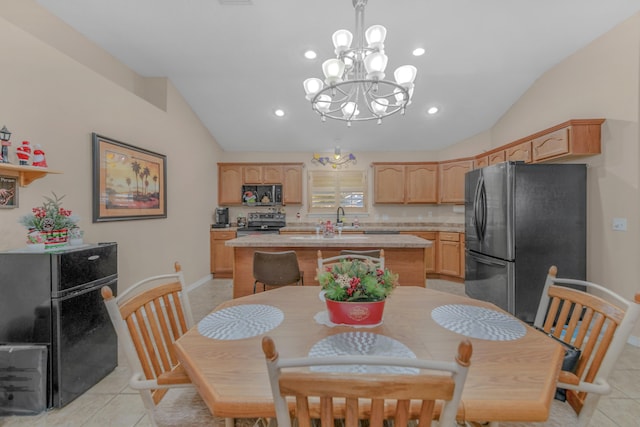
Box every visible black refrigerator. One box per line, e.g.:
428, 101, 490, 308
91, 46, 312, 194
0, 243, 118, 412
464, 162, 586, 323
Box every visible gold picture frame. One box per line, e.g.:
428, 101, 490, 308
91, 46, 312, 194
92, 133, 167, 222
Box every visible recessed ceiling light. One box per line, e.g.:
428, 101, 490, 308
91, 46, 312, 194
427, 106, 439, 115
274, 109, 285, 117
412, 48, 425, 57
304, 50, 317, 60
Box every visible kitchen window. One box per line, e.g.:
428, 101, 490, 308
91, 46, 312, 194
308, 170, 367, 214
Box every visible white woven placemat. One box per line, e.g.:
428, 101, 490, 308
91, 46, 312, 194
198, 304, 284, 340
308, 332, 417, 374
431, 304, 526, 341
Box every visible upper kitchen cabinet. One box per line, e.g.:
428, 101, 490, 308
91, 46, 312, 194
488, 151, 506, 165
243, 164, 283, 184
218, 164, 244, 205
282, 164, 303, 205
505, 141, 532, 163
439, 159, 473, 204
372, 163, 438, 204
218, 163, 303, 206
530, 119, 604, 162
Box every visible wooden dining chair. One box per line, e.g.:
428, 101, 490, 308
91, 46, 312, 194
487, 265, 640, 427
253, 250, 304, 293
262, 335, 473, 427
101, 262, 233, 427
317, 249, 385, 271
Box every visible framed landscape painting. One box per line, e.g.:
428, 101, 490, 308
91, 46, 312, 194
92, 133, 167, 222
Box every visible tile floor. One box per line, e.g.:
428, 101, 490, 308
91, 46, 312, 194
1, 279, 639, 427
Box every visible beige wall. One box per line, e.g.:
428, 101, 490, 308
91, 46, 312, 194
1, 4, 638, 338
0, 11, 223, 288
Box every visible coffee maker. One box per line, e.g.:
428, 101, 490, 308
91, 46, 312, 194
213, 207, 229, 228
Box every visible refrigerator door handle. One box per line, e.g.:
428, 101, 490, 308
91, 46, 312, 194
473, 175, 486, 240
468, 251, 505, 266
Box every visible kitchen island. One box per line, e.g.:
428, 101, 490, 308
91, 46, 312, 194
226, 233, 432, 298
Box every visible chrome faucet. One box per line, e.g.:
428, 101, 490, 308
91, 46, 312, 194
336, 207, 345, 224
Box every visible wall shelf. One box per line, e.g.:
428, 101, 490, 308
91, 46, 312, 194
0, 163, 62, 187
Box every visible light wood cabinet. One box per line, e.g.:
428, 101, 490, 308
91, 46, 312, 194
473, 156, 489, 169
488, 151, 506, 165
530, 119, 604, 162
373, 163, 438, 204
0, 163, 61, 187
218, 163, 303, 205
210, 230, 236, 277
218, 164, 244, 205
243, 165, 283, 184
438, 160, 473, 204
506, 141, 532, 163
373, 164, 405, 203
437, 232, 462, 277
283, 164, 303, 204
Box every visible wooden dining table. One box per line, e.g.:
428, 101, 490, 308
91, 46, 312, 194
174, 286, 564, 423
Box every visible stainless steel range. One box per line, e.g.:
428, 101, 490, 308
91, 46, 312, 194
236, 212, 286, 236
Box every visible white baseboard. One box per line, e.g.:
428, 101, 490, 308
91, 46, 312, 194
186, 274, 213, 292
628, 334, 640, 347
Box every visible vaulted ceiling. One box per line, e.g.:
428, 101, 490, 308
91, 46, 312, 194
37, 0, 640, 153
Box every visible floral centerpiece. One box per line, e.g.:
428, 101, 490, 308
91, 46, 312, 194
20, 192, 79, 248
317, 258, 398, 302
316, 258, 398, 325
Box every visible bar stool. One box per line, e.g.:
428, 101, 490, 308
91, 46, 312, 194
253, 251, 304, 293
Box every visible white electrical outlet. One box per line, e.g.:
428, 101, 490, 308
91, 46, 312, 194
612, 218, 627, 231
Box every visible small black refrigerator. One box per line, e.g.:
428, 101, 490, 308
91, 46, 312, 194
0, 243, 118, 413
464, 162, 586, 323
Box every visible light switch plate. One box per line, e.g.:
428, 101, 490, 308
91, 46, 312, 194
612, 218, 627, 231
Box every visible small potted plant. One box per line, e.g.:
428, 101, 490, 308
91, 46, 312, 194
316, 258, 398, 325
19, 192, 79, 249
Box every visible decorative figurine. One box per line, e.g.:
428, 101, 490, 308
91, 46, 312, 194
16, 140, 31, 166
32, 144, 48, 168
0, 125, 11, 163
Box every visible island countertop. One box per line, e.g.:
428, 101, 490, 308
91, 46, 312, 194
226, 233, 432, 298
225, 233, 433, 248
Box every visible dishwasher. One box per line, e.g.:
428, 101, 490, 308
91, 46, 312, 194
0, 243, 118, 413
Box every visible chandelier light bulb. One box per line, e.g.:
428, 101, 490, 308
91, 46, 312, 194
394, 65, 417, 85
341, 101, 359, 118
332, 29, 353, 54
316, 94, 332, 113
322, 59, 345, 85
364, 52, 388, 80
365, 25, 387, 49
371, 98, 389, 115
303, 78, 324, 100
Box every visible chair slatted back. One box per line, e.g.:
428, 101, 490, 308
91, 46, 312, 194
262, 336, 472, 427
534, 265, 640, 419
317, 249, 385, 272
102, 263, 194, 405
120, 283, 189, 389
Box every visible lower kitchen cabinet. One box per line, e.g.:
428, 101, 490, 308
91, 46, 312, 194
436, 232, 463, 279
210, 230, 235, 277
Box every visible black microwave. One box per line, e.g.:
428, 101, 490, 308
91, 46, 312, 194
242, 184, 282, 206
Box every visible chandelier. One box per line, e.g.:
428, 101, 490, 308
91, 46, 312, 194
303, 0, 416, 126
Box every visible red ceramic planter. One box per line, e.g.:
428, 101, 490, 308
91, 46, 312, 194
325, 298, 385, 326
